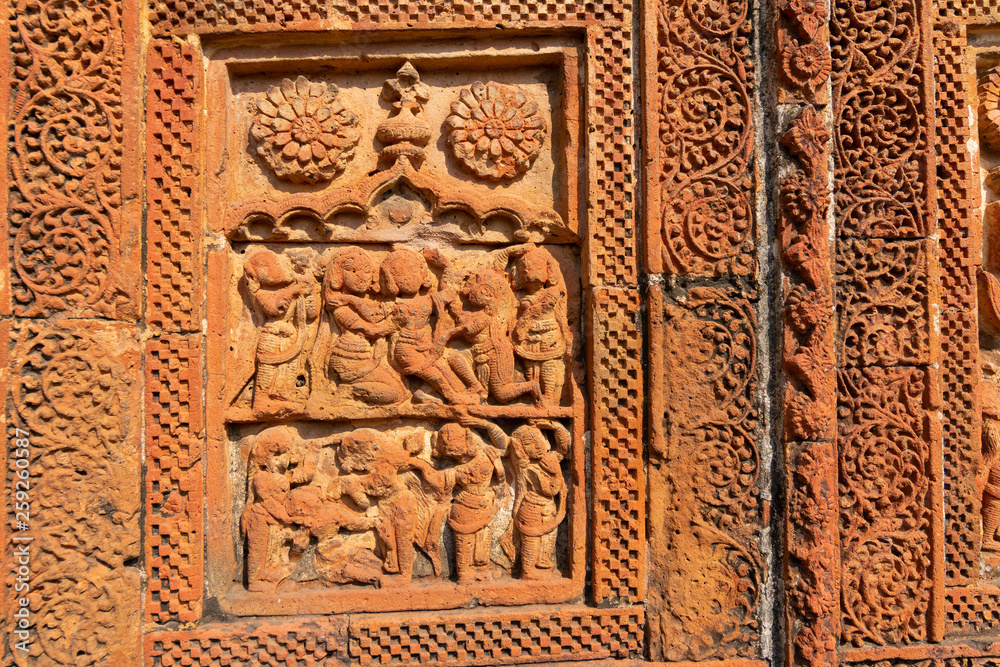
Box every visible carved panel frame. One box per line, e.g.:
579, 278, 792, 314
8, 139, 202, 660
136, 3, 644, 662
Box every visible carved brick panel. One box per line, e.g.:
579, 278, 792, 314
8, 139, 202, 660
837, 366, 940, 646
3, 321, 142, 665
348, 606, 644, 666
147, 40, 203, 334
6, 0, 140, 319
145, 336, 204, 624
5, 0, 995, 657
644, 0, 756, 277
648, 284, 763, 662
588, 288, 644, 604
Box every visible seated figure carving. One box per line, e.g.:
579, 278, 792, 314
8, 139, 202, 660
379, 248, 483, 404
321, 247, 406, 405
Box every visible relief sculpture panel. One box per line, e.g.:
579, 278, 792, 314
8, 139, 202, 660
204, 49, 586, 615
5, 0, 991, 658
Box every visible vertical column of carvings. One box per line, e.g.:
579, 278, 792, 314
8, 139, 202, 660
2, 0, 142, 663
587, 290, 644, 605
3, 323, 142, 665
832, 0, 942, 645
588, 25, 636, 287
6, 0, 138, 318
934, 26, 982, 588
776, 0, 838, 651
779, 107, 839, 667
643, 0, 756, 277
147, 40, 202, 333
145, 336, 204, 623
643, 0, 762, 658
586, 10, 643, 610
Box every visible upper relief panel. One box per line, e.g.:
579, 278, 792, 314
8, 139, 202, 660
209, 43, 580, 247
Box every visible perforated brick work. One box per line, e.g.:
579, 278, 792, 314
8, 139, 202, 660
147, 41, 203, 333
145, 336, 204, 623
588, 288, 644, 604
349, 607, 644, 666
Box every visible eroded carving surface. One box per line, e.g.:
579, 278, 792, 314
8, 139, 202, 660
6, 323, 140, 664
648, 285, 762, 661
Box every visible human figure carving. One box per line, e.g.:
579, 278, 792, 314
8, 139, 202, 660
447, 256, 540, 404
244, 250, 318, 414
415, 419, 509, 584
357, 461, 419, 584
380, 248, 482, 404
322, 247, 406, 405
984, 387, 1000, 552
509, 244, 570, 406
500, 420, 569, 580
980, 268, 1000, 552
241, 426, 316, 591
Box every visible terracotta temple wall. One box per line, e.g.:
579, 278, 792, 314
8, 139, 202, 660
0, 0, 997, 664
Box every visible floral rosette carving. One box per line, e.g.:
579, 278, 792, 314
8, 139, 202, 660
781, 40, 832, 93
445, 81, 547, 181
779, 0, 831, 98
251, 76, 360, 185
19, 564, 133, 666
981, 67, 1000, 152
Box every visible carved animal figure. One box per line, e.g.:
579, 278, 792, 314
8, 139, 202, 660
332, 427, 444, 580
285, 484, 384, 587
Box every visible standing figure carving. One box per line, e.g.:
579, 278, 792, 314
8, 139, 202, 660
244, 250, 319, 414
497, 421, 569, 579
981, 269, 1000, 551
417, 419, 509, 584
510, 244, 570, 406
